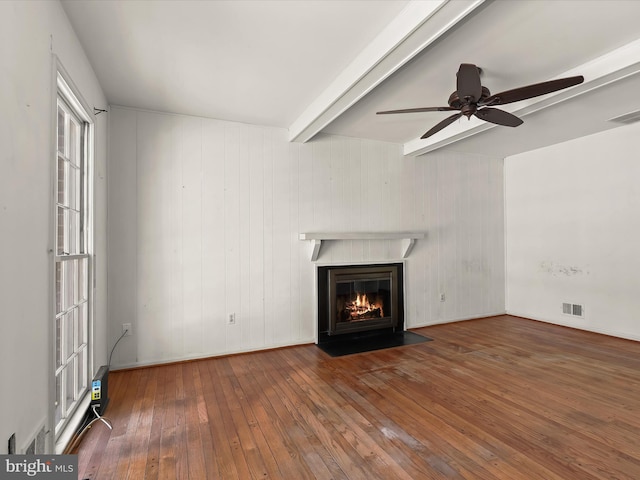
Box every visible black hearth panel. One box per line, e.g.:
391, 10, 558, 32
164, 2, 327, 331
317, 330, 432, 357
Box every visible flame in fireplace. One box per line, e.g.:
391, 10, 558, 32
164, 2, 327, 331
346, 293, 384, 320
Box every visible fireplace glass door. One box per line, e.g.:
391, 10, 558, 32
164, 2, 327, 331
328, 266, 399, 335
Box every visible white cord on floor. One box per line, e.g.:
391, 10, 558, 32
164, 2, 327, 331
91, 404, 113, 430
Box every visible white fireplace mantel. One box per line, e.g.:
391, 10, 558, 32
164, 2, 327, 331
299, 232, 425, 261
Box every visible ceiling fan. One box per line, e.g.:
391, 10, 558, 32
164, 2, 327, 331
377, 63, 584, 139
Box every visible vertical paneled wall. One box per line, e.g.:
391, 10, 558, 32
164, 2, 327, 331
412, 151, 506, 324
108, 107, 505, 368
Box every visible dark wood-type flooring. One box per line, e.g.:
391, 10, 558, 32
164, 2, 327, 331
75, 315, 640, 479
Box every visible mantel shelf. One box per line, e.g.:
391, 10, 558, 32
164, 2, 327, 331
299, 232, 425, 261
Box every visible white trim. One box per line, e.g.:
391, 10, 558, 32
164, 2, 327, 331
405, 37, 640, 156
299, 232, 425, 240
288, 0, 486, 143
410, 311, 508, 328
48, 51, 58, 457
56, 73, 93, 124
51, 55, 96, 445
505, 310, 640, 343
109, 339, 315, 371
503, 156, 509, 314
299, 232, 425, 261
54, 253, 90, 262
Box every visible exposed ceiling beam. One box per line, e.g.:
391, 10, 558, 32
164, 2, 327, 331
404, 37, 640, 157
287, 0, 487, 143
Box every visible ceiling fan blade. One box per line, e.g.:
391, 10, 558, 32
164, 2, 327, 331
421, 112, 463, 139
457, 63, 482, 103
475, 107, 523, 127
377, 106, 457, 114
482, 75, 584, 106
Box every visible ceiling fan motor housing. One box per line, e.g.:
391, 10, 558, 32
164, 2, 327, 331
448, 86, 491, 116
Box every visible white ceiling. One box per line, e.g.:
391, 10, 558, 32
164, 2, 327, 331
62, 0, 640, 158
60, 0, 410, 127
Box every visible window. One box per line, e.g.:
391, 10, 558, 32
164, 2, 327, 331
54, 72, 93, 435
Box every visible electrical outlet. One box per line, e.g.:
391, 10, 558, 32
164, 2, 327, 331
228, 313, 236, 325
122, 323, 133, 336
440, 293, 446, 302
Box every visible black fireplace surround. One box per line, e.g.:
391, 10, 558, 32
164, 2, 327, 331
317, 263, 404, 346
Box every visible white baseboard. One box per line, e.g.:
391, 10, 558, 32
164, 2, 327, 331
409, 311, 507, 329
506, 310, 640, 342
110, 337, 316, 371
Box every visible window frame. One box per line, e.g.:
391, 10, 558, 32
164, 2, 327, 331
50, 61, 95, 441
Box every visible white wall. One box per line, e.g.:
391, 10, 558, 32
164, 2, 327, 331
0, 1, 107, 453
108, 107, 505, 368
505, 121, 640, 340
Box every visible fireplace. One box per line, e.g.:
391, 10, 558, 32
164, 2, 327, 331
317, 263, 404, 344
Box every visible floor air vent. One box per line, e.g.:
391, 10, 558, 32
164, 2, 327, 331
563, 303, 584, 317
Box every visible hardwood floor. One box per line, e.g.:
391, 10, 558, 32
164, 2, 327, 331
74, 315, 640, 479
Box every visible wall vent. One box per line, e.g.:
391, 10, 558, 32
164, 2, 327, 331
563, 303, 584, 318
608, 110, 640, 125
